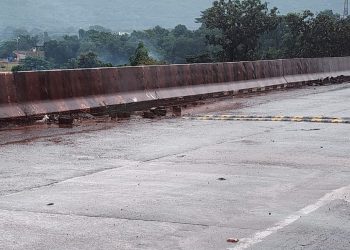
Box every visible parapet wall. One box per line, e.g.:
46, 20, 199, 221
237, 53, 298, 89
0, 57, 349, 120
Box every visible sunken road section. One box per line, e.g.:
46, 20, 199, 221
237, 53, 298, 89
0, 57, 350, 121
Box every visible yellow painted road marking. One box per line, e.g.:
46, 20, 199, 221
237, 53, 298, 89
311, 118, 323, 122
291, 116, 304, 122
187, 115, 350, 124
221, 115, 231, 119
332, 118, 343, 123
272, 116, 285, 121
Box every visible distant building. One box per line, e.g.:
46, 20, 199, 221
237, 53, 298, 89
118, 31, 130, 36
13, 48, 45, 61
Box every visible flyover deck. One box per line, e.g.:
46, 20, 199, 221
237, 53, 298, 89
0, 83, 349, 250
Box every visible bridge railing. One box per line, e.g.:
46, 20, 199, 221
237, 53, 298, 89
0, 56, 349, 120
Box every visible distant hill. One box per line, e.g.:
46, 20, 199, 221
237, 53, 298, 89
0, 0, 344, 32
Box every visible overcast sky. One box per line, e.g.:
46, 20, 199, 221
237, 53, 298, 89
0, 0, 344, 31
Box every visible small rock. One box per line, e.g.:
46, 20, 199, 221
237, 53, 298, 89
143, 111, 155, 119
151, 107, 167, 116
48, 114, 59, 122
227, 238, 239, 243
77, 113, 95, 120
173, 106, 182, 116
217, 178, 226, 181
117, 112, 131, 119
35, 115, 49, 124
58, 115, 74, 125
47, 203, 54, 206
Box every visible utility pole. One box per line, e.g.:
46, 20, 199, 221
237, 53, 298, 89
345, 0, 349, 17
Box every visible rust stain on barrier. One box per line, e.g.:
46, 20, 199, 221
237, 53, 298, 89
0, 57, 350, 121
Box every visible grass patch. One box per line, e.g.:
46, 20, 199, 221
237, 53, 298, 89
0, 62, 18, 72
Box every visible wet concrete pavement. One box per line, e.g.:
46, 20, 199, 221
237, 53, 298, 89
0, 84, 349, 250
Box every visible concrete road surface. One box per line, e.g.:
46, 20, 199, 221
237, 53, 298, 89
0, 84, 349, 250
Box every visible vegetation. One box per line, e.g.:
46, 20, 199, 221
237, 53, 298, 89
64, 52, 113, 69
0, 35, 39, 58
0, 61, 18, 72
197, 0, 279, 61
129, 42, 164, 66
282, 10, 350, 58
11, 57, 52, 72
0, 0, 349, 72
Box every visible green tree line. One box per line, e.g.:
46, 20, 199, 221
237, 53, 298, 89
0, 0, 349, 71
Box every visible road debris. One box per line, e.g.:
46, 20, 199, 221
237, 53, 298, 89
227, 238, 239, 243
116, 112, 131, 119
151, 107, 167, 116
35, 115, 49, 124
58, 115, 74, 125
172, 106, 182, 116
143, 111, 156, 119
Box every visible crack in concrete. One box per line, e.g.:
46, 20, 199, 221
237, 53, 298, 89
0, 207, 261, 231
0, 165, 130, 198
0, 127, 274, 199
143, 129, 279, 164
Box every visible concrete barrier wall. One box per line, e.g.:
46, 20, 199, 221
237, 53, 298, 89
0, 57, 350, 120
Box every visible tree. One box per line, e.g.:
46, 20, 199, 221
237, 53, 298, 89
197, 0, 278, 61
0, 41, 17, 58
11, 57, 52, 72
78, 29, 86, 40
43, 35, 80, 65
303, 12, 341, 57
65, 52, 113, 69
77, 52, 110, 68
16, 35, 39, 51
173, 25, 190, 37
129, 42, 163, 66
0, 34, 39, 58
338, 17, 350, 57
283, 10, 314, 58
282, 10, 350, 58
88, 25, 112, 33
79, 29, 134, 65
